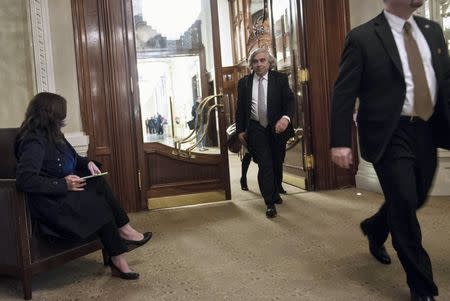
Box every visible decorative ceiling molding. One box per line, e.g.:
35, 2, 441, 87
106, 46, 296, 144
29, 0, 55, 93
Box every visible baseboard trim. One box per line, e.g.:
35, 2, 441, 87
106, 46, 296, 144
65, 132, 89, 156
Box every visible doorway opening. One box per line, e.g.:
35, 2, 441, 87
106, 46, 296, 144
131, 0, 231, 209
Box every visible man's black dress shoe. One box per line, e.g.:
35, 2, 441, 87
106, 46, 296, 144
360, 220, 391, 265
411, 292, 435, 301
266, 205, 277, 218
240, 178, 249, 191
109, 259, 139, 280
279, 186, 287, 194
274, 198, 283, 205
124, 231, 152, 246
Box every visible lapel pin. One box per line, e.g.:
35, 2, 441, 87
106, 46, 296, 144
425, 24, 430, 29
437, 48, 442, 55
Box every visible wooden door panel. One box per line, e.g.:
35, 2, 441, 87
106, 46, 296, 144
72, 0, 142, 211
302, 0, 357, 189
144, 145, 224, 198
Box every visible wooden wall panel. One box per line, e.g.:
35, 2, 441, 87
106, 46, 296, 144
323, 0, 358, 188
211, 0, 232, 200
72, 0, 142, 211
143, 143, 225, 198
148, 155, 220, 185
303, 0, 356, 190
222, 65, 249, 126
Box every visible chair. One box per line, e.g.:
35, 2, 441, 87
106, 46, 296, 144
0, 128, 107, 300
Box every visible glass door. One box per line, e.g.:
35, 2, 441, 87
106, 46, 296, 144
269, 0, 313, 189
130, 0, 231, 208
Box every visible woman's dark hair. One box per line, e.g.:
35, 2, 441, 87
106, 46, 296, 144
16, 92, 67, 145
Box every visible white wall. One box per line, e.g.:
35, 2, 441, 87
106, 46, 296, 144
48, 0, 82, 133
0, 0, 35, 128
348, 0, 386, 194
348, 0, 384, 28
0, 0, 82, 134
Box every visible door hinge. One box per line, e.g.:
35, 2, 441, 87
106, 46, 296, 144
304, 154, 314, 170
137, 170, 142, 190
298, 67, 309, 84
130, 76, 134, 94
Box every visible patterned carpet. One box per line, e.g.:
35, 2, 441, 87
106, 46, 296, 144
1, 155, 449, 301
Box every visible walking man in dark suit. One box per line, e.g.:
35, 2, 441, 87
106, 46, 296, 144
236, 48, 294, 218
331, 0, 450, 300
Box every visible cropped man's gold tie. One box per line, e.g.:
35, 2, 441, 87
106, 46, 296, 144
403, 21, 433, 120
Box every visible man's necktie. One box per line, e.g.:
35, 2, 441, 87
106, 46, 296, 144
403, 21, 433, 120
258, 77, 268, 127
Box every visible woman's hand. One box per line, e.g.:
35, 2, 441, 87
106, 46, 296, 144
65, 175, 86, 191
88, 161, 101, 175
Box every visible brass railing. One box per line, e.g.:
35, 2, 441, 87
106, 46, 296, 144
286, 127, 304, 150
173, 94, 223, 158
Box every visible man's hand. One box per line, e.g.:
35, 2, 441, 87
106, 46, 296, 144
275, 117, 289, 134
331, 147, 353, 169
88, 161, 101, 175
238, 132, 247, 146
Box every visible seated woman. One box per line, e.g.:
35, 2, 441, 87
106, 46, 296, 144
15, 92, 151, 280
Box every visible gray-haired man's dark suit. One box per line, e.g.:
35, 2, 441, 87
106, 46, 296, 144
236, 70, 294, 207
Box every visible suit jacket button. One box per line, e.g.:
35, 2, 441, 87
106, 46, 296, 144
52, 181, 58, 185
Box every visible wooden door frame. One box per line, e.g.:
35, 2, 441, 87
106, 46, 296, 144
72, 0, 231, 211
123, 0, 148, 209
268, 0, 315, 190
72, 0, 144, 212
211, 0, 232, 200
302, 0, 357, 190
294, 0, 314, 190
225, 0, 355, 191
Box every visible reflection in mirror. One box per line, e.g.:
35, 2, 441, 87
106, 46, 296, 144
272, 0, 292, 70
270, 0, 304, 171
248, 0, 270, 52
138, 56, 200, 144
133, 0, 221, 155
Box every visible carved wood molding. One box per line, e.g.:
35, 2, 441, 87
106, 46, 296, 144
29, 0, 55, 93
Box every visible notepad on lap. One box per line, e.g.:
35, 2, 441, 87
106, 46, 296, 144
80, 172, 109, 180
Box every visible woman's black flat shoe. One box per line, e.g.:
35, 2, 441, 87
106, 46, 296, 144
124, 231, 152, 246
109, 259, 139, 280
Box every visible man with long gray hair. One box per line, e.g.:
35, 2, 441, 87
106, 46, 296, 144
235, 48, 294, 218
